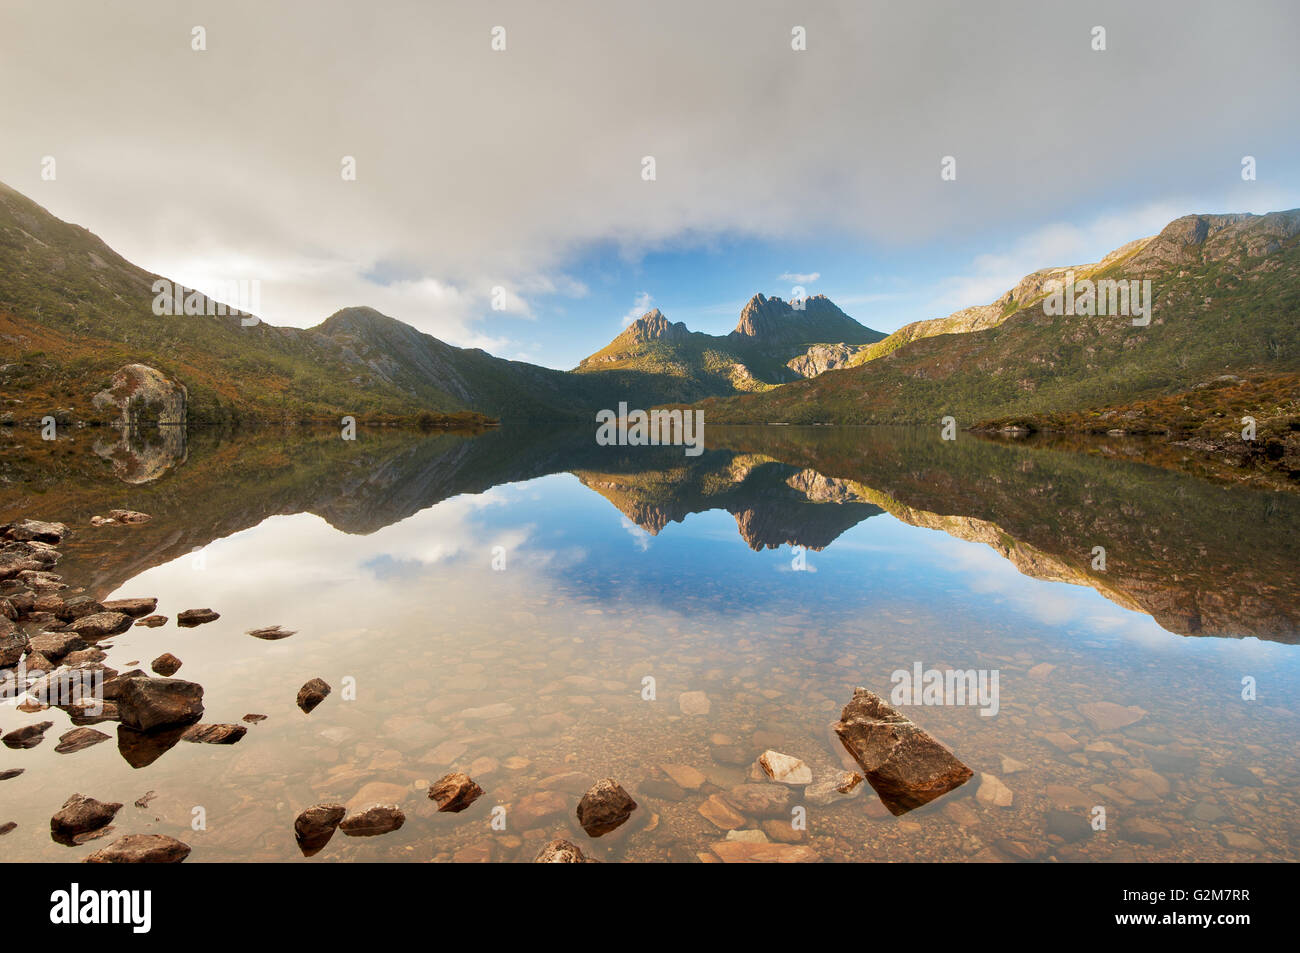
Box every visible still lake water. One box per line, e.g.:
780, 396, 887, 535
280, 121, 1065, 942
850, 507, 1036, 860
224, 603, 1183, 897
1, 424, 1298, 861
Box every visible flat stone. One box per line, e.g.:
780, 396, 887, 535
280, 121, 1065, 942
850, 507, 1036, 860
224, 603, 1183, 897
698, 794, 746, 830
84, 834, 190, 863
1121, 818, 1174, 846
135, 615, 167, 628
1079, 701, 1147, 732
247, 625, 295, 640
660, 763, 706, 790
512, 790, 568, 829
102, 598, 158, 618
3, 720, 54, 749
758, 749, 813, 785
65, 612, 133, 639
976, 772, 1014, 808
54, 727, 111, 754
176, 608, 219, 627
339, 804, 405, 837
181, 723, 246, 745
711, 841, 820, 863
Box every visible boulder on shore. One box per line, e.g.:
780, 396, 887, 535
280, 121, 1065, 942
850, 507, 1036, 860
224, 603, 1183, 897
832, 687, 973, 815
66, 611, 133, 639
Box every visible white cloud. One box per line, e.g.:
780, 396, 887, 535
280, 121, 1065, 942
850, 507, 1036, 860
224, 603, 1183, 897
621, 292, 655, 327
779, 271, 820, 284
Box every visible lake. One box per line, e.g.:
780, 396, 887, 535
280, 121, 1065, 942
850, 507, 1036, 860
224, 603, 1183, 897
1, 423, 1297, 861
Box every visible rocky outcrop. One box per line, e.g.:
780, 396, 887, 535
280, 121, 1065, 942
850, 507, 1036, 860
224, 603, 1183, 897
787, 342, 870, 378
833, 687, 973, 815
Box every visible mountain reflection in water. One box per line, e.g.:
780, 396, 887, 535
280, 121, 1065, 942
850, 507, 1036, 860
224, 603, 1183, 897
0, 424, 1296, 863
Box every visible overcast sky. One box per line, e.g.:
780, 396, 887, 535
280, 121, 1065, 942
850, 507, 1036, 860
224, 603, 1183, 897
3, 0, 1298, 367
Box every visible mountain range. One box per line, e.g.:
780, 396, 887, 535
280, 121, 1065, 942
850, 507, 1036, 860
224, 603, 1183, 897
2, 179, 1298, 450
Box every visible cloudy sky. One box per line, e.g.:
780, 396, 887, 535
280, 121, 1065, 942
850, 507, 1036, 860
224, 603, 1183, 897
3, 0, 1298, 368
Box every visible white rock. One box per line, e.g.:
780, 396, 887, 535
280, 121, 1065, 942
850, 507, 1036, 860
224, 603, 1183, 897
976, 772, 1014, 808
758, 750, 812, 786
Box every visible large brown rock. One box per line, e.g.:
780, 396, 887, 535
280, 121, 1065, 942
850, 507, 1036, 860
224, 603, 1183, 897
296, 677, 330, 713
294, 803, 346, 856
55, 596, 105, 622
50, 793, 122, 844
181, 723, 246, 745
576, 778, 637, 837
0, 623, 27, 667
833, 687, 973, 815
116, 677, 204, 731
66, 612, 133, 639
84, 834, 190, 863
429, 772, 484, 813
2, 720, 53, 749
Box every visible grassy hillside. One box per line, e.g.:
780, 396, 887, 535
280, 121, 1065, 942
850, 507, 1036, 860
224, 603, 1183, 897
693, 211, 1300, 426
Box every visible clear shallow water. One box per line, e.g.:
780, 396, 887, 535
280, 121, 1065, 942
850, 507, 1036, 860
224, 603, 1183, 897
1, 425, 1297, 861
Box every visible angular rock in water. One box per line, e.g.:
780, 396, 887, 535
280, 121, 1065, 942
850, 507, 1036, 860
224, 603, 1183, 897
429, 772, 484, 813
135, 615, 168, 628
535, 838, 589, 863
247, 625, 295, 640
339, 804, 405, 837
181, 723, 246, 745
54, 727, 111, 754
833, 687, 973, 815
758, 749, 813, 785
150, 653, 182, 676
66, 611, 133, 639
296, 677, 331, 713
84, 833, 190, 863
103, 598, 158, 618
116, 677, 204, 731
2, 519, 70, 544
50, 793, 122, 844
0, 540, 59, 579
3, 720, 54, 749
176, 608, 219, 627
0, 768, 24, 781
0, 822, 14, 835
576, 778, 637, 837
1078, 701, 1147, 732
133, 791, 157, 808
294, 803, 346, 856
